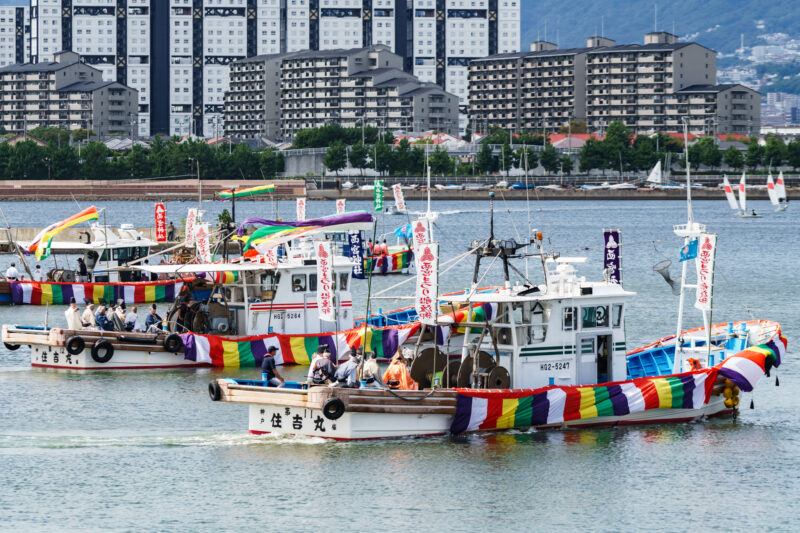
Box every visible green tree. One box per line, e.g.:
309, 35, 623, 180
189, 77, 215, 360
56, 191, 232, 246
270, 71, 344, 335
539, 144, 560, 175
0, 143, 12, 179
409, 146, 426, 175
49, 145, 80, 179
230, 142, 260, 179
7, 140, 46, 178
786, 139, 800, 170
429, 147, 454, 176
260, 148, 280, 177
763, 136, 787, 169
348, 141, 369, 176
560, 154, 574, 175
71, 128, 95, 143
499, 141, 516, 176
391, 138, 411, 175
630, 136, 657, 171
579, 139, 606, 173
123, 144, 153, 178
723, 146, 744, 170
476, 142, 497, 174
81, 141, 111, 178
745, 141, 764, 170
602, 120, 632, 172
558, 119, 588, 134
514, 147, 538, 171
322, 141, 347, 177
372, 142, 393, 176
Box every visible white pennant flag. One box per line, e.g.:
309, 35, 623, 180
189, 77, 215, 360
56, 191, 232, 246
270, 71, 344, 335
335, 198, 346, 214
185, 208, 197, 247
392, 184, 406, 212
316, 241, 335, 322
194, 223, 212, 263
296, 197, 307, 221
263, 247, 278, 268
415, 242, 439, 326
694, 233, 717, 312
412, 217, 431, 252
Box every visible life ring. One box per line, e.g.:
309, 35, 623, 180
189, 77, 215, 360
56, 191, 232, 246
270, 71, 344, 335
163, 333, 183, 353
91, 339, 114, 363
65, 336, 86, 355
322, 398, 346, 420
3, 342, 20, 351
208, 381, 222, 401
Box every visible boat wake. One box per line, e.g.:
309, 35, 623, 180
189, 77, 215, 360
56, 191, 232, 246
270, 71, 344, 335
0, 431, 327, 449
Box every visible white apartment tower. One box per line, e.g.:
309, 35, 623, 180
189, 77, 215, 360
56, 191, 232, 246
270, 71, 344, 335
412, 0, 520, 124
29, 0, 405, 137
0, 1, 29, 68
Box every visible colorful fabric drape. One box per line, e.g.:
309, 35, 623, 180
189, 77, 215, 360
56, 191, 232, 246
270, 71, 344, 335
27, 206, 99, 260
10, 280, 184, 305
451, 372, 713, 434
215, 184, 275, 200
238, 212, 373, 251
451, 332, 787, 433
180, 323, 418, 368
211, 271, 239, 284
364, 249, 413, 275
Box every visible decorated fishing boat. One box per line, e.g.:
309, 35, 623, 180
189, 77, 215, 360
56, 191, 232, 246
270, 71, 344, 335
0, 206, 186, 305
207, 130, 787, 440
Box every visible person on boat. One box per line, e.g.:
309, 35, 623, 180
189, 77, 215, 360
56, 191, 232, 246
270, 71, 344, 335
261, 346, 285, 387
32, 265, 44, 282
360, 351, 381, 388
125, 306, 142, 332
145, 304, 163, 332
109, 305, 125, 331
367, 239, 374, 254
382, 351, 418, 390
167, 222, 175, 241
64, 298, 83, 331
306, 345, 325, 381
751, 209, 758, 216
5, 262, 19, 281
310, 349, 336, 385
378, 239, 389, 256
175, 303, 189, 332
81, 302, 96, 329
77, 258, 89, 282
95, 306, 114, 332
332, 352, 360, 388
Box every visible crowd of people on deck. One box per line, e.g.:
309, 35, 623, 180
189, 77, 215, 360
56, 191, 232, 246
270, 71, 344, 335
64, 298, 165, 334
261, 345, 419, 390
366, 239, 390, 257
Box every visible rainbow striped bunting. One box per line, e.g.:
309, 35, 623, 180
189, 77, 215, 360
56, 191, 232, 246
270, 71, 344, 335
180, 323, 418, 368
9, 280, 183, 305
451, 373, 714, 434
211, 271, 240, 284
364, 248, 413, 275
718, 334, 787, 392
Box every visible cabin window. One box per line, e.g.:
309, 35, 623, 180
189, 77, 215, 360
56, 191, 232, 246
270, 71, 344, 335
530, 302, 546, 342
291, 274, 306, 292
260, 272, 280, 300
308, 273, 317, 292
581, 305, 609, 329
612, 304, 623, 328
338, 273, 348, 291
563, 306, 577, 331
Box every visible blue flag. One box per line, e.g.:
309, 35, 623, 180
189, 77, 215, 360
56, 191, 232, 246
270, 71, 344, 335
679, 239, 698, 262
394, 224, 412, 239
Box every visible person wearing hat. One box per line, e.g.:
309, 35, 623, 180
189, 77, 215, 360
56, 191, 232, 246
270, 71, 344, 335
5, 262, 19, 281
76, 257, 89, 282
306, 345, 325, 381
310, 348, 336, 385
332, 351, 360, 388
32, 264, 44, 282
261, 346, 285, 387
81, 301, 96, 329
145, 304, 163, 332
383, 349, 418, 390
64, 297, 83, 331
360, 351, 381, 388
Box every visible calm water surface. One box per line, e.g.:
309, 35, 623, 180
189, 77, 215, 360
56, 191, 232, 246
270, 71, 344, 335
1, 198, 798, 531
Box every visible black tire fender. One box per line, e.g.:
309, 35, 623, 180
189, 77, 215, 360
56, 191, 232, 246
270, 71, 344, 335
163, 333, 183, 353
322, 398, 346, 420
65, 336, 85, 355
208, 381, 222, 401
4, 342, 20, 351
91, 339, 114, 364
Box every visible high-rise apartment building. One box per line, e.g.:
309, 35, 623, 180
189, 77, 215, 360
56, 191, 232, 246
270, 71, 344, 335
224, 45, 459, 139
0, 0, 30, 67
412, 0, 520, 124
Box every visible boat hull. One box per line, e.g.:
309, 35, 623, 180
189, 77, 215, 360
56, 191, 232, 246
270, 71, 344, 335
30, 344, 207, 371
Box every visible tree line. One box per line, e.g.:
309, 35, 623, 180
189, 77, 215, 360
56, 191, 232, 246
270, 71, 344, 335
0, 127, 284, 180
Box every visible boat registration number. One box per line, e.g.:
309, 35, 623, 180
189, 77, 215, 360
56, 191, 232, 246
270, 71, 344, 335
539, 362, 569, 371
272, 312, 302, 320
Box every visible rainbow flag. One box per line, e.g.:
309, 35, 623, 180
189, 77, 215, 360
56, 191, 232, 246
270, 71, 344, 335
27, 206, 99, 260
718, 335, 787, 391
180, 323, 418, 367
364, 248, 413, 275
215, 183, 275, 200
239, 212, 373, 251
9, 280, 183, 305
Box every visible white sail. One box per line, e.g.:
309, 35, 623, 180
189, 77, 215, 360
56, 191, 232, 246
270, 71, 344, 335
722, 176, 739, 211
738, 172, 747, 212
766, 174, 779, 206
647, 160, 662, 184
776, 171, 787, 201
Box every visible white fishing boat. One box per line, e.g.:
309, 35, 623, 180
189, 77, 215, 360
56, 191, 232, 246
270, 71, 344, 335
210, 141, 786, 439
736, 173, 762, 218
768, 172, 789, 212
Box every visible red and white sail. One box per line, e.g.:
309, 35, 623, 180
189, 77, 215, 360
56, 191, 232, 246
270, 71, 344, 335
767, 174, 779, 206
722, 176, 738, 211
738, 172, 747, 212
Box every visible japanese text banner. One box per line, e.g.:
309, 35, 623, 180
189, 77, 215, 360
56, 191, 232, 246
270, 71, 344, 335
415, 242, 439, 326
316, 241, 335, 322
694, 233, 717, 312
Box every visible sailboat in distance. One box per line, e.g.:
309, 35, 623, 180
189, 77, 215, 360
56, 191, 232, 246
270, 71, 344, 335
723, 176, 739, 212
774, 171, 789, 212
737, 172, 762, 218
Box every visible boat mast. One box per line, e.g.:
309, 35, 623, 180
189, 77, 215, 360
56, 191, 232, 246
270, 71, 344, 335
674, 118, 692, 372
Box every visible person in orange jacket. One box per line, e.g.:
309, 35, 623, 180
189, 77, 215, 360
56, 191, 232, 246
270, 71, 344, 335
382, 349, 418, 390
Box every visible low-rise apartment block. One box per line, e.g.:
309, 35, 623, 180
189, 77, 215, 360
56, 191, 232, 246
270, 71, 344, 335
224, 45, 459, 139
666, 84, 761, 135
0, 51, 138, 136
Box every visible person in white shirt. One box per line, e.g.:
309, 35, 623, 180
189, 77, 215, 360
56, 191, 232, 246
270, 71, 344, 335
64, 298, 83, 331
81, 302, 96, 329
124, 306, 142, 332
5, 262, 19, 281
32, 265, 44, 282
